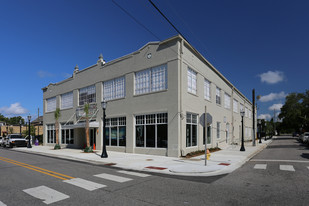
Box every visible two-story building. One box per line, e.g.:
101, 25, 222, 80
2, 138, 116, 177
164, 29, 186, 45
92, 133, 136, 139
42, 35, 254, 157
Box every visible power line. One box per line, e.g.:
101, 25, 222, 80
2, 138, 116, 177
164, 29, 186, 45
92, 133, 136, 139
111, 0, 162, 41
148, 0, 188, 42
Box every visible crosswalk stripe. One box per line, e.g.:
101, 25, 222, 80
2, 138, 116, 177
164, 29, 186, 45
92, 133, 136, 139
94, 173, 133, 183
117, 170, 151, 177
254, 164, 267, 169
63, 178, 106, 191
0, 201, 7, 206
280, 165, 295, 172
23, 185, 69, 205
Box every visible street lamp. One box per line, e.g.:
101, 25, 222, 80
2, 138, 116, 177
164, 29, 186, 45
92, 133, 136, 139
240, 110, 245, 151
19, 120, 22, 135
101, 100, 108, 158
258, 119, 262, 143
27, 115, 32, 148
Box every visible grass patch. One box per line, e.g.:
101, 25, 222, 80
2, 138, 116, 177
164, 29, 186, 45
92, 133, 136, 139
184, 147, 221, 158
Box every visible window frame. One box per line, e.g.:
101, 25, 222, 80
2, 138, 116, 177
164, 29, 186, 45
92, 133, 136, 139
186, 113, 198, 147
61, 122, 74, 144
233, 99, 238, 113
79, 85, 96, 106
103, 76, 126, 101
134, 64, 167, 95
105, 117, 126, 147
46, 97, 56, 113
216, 87, 221, 105
187, 68, 197, 95
224, 93, 231, 109
47, 124, 55, 143
204, 78, 211, 101
61, 92, 73, 110
135, 113, 168, 148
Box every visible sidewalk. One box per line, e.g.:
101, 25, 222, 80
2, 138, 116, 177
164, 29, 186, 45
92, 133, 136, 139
12, 139, 272, 176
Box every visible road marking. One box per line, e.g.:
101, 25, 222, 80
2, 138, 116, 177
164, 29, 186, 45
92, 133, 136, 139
94, 173, 133, 183
117, 170, 151, 177
0, 156, 74, 180
251, 159, 309, 163
0, 201, 7, 206
280, 165, 295, 172
307, 166, 309, 170
23, 185, 69, 205
254, 164, 267, 169
63, 178, 106, 191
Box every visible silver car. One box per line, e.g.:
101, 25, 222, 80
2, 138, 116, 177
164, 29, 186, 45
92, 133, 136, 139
300, 132, 309, 144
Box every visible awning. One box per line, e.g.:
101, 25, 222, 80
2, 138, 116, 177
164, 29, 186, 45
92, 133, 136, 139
62, 121, 99, 129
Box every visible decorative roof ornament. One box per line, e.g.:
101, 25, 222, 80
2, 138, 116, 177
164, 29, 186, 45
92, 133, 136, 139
97, 53, 106, 66
73, 64, 79, 78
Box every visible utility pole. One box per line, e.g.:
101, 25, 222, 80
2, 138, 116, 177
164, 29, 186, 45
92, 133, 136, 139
252, 89, 256, 146
273, 109, 276, 136
37, 108, 40, 136
204, 106, 207, 166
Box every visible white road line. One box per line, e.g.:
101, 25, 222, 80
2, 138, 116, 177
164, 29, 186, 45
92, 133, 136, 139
254, 164, 267, 170
280, 165, 295, 172
94, 173, 133, 183
117, 170, 151, 177
0, 201, 7, 206
63, 178, 106, 191
251, 159, 309, 163
23, 185, 69, 205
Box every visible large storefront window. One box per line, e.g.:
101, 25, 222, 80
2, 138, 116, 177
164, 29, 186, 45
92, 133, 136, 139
47, 124, 55, 143
186, 113, 197, 147
135, 113, 168, 148
203, 124, 212, 144
105, 117, 126, 146
61, 123, 74, 144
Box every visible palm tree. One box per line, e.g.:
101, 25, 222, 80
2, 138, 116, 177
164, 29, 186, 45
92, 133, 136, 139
54, 108, 61, 149
84, 103, 91, 152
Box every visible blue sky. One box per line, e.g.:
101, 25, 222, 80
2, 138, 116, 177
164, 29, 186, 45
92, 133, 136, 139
0, 0, 308, 121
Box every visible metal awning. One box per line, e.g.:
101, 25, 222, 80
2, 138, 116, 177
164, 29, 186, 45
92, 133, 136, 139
62, 121, 99, 129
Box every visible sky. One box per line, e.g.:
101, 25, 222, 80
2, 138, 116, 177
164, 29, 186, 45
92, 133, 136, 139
0, 0, 308, 121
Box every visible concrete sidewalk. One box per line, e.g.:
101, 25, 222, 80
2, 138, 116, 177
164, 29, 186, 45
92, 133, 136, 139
12, 139, 272, 176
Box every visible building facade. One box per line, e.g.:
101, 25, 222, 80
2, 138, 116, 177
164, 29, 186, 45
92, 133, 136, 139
42, 35, 254, 157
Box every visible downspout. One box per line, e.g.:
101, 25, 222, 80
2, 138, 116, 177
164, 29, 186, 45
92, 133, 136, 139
179, 39, 184, 157
231, 86, 235, 145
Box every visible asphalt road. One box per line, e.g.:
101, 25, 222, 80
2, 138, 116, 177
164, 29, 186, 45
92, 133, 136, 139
1, 136, 308, 206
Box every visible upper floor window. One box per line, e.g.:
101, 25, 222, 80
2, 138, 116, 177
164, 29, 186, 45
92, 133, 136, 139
187, 68, 197, 94
245, 107, 248, 117
103, 76, 125, 101
135, 64, 167, 95
46, 97, 56, 113
61, 92, 73, 109
224, 93, 231, 109
249, 109, 252, 119
204, 79, 211, 100
240, 103, 244, 113
233, 99, 238, 113
216, 87, 221, 105
79, 85, 96, 106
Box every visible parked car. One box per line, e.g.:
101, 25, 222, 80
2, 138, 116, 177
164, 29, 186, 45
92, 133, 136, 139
302, 132, 309, 144
0, 136, 3, 146
3, 134, 27, 148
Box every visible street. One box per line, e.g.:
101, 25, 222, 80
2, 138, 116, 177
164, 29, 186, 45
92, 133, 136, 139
1, 135, 309, 205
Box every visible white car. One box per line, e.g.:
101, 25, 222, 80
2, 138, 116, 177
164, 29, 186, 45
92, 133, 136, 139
3, 134, 27, 148
300, 132, 309, 144
0, 136, 3, 146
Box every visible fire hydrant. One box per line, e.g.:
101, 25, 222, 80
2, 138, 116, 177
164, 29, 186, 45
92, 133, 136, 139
207, 149, 211, 160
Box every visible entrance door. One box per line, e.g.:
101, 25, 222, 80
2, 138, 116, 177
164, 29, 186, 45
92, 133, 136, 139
90, 128, 96, 147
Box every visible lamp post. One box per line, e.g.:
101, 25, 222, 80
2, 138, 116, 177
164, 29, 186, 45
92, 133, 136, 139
101, 100, 108, 158
19, 120, 22, 135
240, 110, 245, 151
27, 115, 32, 148
258, 119, 262, 143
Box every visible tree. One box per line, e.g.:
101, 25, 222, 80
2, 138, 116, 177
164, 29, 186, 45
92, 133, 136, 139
23, 125, 36, 136
84, 103, 92, 152
279, 91, 309, 133
54, 108, 61, 149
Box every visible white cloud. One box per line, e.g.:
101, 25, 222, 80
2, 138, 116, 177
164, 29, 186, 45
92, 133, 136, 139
37, 70, 54, 78
268, 103, 283, 111
0, 103, 28, 115
258, 114, 271, 120
258, 91, 287, 102
259, 70, 284, 84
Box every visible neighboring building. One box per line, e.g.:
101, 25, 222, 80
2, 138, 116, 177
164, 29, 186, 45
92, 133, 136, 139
31, 116, 43, 136
42, 35, 254, 157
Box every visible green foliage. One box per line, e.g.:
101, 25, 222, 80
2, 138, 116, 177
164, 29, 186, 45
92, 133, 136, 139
0, 114, 25, 125
54, 144, 61, 150
84, 103, 89, 116
278, 90, 309, 132
83, 146, 93, 153
22, 125, 36, 136
54, 108, 61, 120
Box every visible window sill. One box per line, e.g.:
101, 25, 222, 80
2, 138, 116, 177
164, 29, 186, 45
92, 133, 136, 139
105, 97, 126, 103
134, 89, 168, 97
60, 107, 73, 111
188, 92, 198, 97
